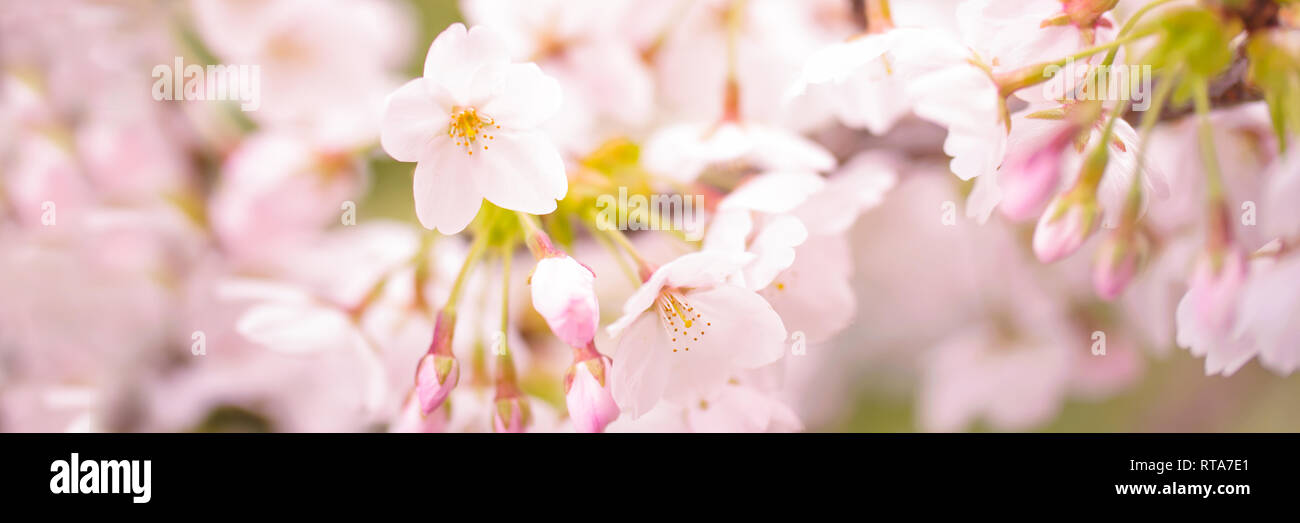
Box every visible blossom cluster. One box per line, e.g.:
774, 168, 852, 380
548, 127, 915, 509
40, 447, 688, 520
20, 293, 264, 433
1, 0, 1298, 433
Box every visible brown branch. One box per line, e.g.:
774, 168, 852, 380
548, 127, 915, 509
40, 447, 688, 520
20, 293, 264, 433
1124, 49, 1263, 125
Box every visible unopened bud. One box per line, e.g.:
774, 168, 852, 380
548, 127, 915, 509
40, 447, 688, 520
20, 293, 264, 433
1033, 192, 1099, 263
564, 349, 619, 433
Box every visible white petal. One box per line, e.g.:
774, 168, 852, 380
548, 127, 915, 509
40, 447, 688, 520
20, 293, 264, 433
794, 151, 898, 235
749, 126, 837, 173
236, 303, 357, 354
607, 267, 676, 339
414, 140, 484, 233
475, 63, 563, 130
423, 23, 511, 101
720, 171, 825, 214
686, 285, 787, 368
702, 208, 753, 254
761, 234, 855, 343
473, 130, 567, 214
380, 78, 448, 163
608, 249, 755, 338
745, 215, 808, 291
965, 169, 1002, 223
944, 124, 1006, 182
909, 65, 1001, 134
661, 250, 755, 289
792, 36, 894, 91
686, 384, 776, 433
610, 313, 672, 418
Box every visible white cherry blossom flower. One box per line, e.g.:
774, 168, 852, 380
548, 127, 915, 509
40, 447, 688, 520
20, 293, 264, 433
381, 23, 568, 233
607, 251, 787, 417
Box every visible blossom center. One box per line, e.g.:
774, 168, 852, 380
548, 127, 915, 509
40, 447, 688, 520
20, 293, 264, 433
446, 107, 499, 156
656, 290, 709, 354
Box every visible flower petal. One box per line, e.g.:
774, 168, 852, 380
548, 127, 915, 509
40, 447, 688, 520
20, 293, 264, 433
380, 78, 448, 162
236, 303, 358, 354
720, 171, 826, 214
474, 63, 563, 130
661, 250, 755, 289
745, 215, 808, 291
610, 313, 672, 418
686, 284, 787, 369
414, 140, 484, 233
423, 23, 511, 101
473, 130, 567, 214
760, 234, 855, 343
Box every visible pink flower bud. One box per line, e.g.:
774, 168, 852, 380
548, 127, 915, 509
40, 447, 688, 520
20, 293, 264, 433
415, 353, 459, 415
391, 389, 448, 433
492, 397, 529, 433
565, 355, 619, 433
530, 255, 599, 348
1092, 232, 1141, 300
999, 135, 1069, 221
1032, 195, 1098, 263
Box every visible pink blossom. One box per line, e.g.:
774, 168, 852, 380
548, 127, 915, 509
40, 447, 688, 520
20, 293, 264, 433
380, 23, 568, 233
565, 354, 619, 433
998, 127, 1072, 221
607, 251, 787, 417
1032, 195, 1098, 263
1091, 232, 1142, 301
492, 397, 528, 433
415, 352, 460, 416
530, 255, 599, 348
1175, 247, 1252, 376
1235, 253, 1300, 375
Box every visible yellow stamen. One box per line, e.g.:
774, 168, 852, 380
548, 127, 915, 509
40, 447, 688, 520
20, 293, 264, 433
446, 107, 499, 156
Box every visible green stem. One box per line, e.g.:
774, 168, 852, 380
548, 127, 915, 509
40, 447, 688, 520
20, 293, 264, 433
1101, 0, 1178, 68
1080, 98, 1132, 191
998, 27, 1158, 97
1192, 78, 1226, 202
496, 245, 518, 387
1122, 68, 1180, 223
443, 232, 490, 317
587, 209, 651, 276
515, 211, 554, 259
585, 220, 642, 286
1193, 76, 1233, 254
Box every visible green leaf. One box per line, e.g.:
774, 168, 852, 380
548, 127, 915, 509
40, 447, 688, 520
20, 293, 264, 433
1247, 34, 1300, 151
1142, 8, 1238, 81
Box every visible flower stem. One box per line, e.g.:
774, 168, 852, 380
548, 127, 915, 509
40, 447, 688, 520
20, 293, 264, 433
1192, 78, 1226, 203
585, 219, 642, 286
1079, 97, 1131, 192
1101, 0, 1178, 68
443, 231, 490, 317
495, 244, 519, 390
1121, 67, 1180, 228
515, 211, 557, 259
587, 209, 652, 277
997, 27, 1158, 97
1192, 76, 1232, 253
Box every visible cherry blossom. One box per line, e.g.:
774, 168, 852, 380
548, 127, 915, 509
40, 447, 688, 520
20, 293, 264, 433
607, 251, 787, 417
381, 23, 568, 233
9, 0, 1300, 436
530, 255, 599, 348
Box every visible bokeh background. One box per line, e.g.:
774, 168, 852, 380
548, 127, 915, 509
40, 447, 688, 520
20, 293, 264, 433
2, 0, 1298, 432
